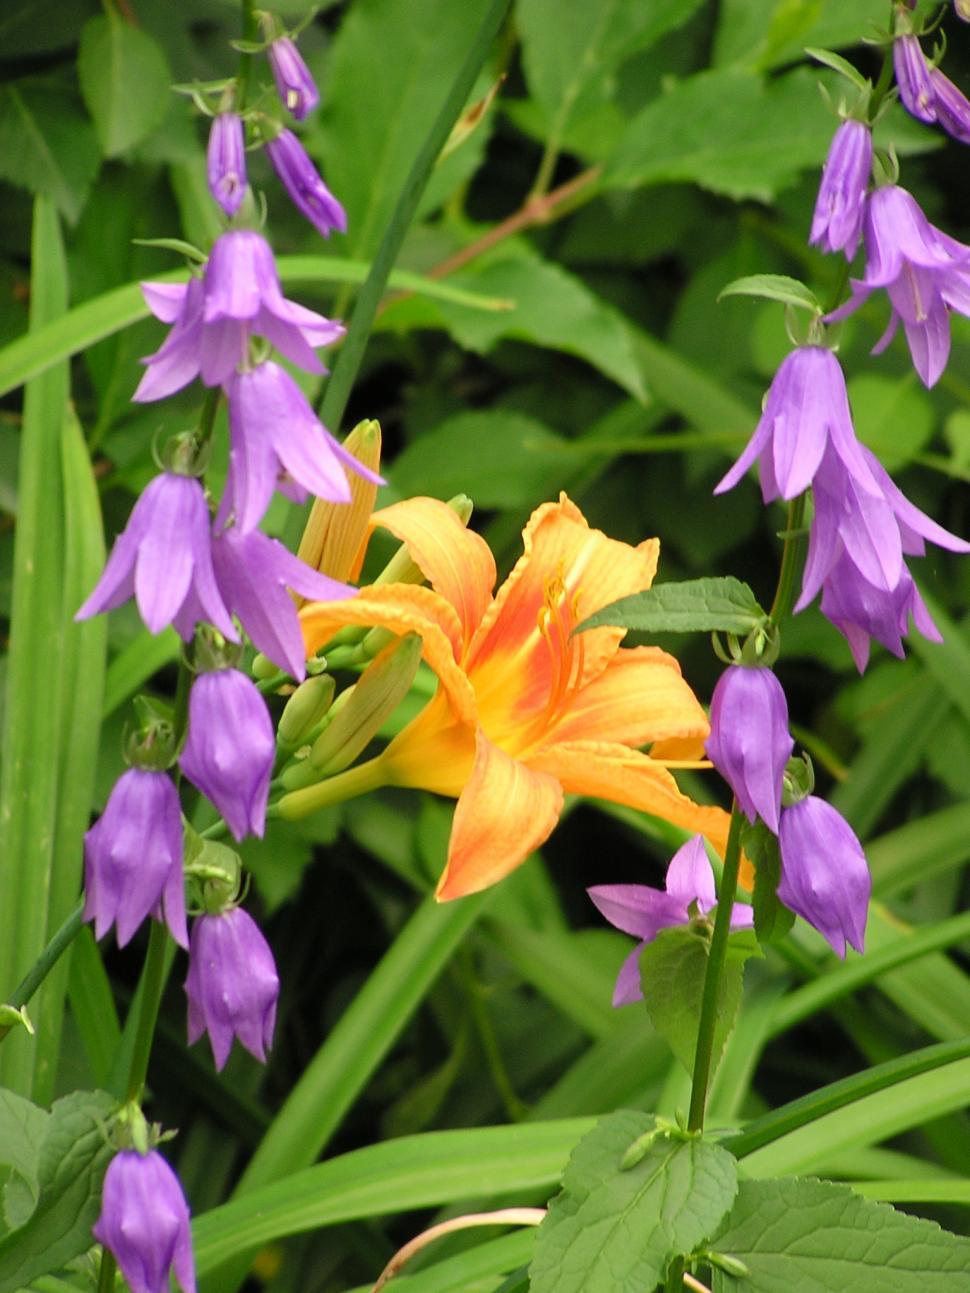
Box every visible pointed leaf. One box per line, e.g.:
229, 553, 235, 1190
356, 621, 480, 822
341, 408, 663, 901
77, 14, 171, 157
576, 577, 766, 636
0, 78, 100, 223
718, 274, 820, 312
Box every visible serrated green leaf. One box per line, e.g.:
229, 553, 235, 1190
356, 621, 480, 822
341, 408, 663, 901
576, 577, 765, 636
0, 1091, 47, 1232
713, 0, 887, 71
639, 926, 762, 1074
710, 1177, 970, 1291
0, 78, 100, 223
531, 1111, 737, 1293
77, 14, 170, 157
718, 274, 821, 312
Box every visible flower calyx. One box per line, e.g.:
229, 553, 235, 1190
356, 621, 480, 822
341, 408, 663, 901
782, 752, 815, 807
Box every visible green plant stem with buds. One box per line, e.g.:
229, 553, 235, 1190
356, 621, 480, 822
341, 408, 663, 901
768, 494, 808, 626
235, 0, 259, 111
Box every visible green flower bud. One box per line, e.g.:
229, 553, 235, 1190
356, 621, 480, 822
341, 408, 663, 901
278, 674, 336, 749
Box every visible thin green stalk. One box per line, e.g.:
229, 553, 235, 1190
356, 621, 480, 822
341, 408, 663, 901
687, 807, 743, 1133
235, 0, 258, 111
125, 921, 169, 1102
768, 493, 807, 626
96, 1250, 116, 1293
0, 901, 84, 1039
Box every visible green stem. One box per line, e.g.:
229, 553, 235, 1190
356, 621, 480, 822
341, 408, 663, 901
125, 921, 169, 1102
867, 29, 897, 124
687, 806, 744, 1133
97, 1249, 116, 1293
0, 901, 84, 1039
768, 493, 808, 627
235, 0, 259, 111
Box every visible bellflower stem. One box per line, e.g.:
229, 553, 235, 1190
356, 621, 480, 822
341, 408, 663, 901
768, 493, 808, 627
687, 805, 744, 1133
235, 0, 258, 111
125, 921, 169, 1102
0, 901, 84, 1041
96, 1249, 116, 1293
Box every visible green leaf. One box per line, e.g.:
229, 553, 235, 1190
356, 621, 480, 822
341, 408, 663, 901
713, 0, 887, 72
78, 15, 170, 157
745, 822, 796, 945
0, 1090, 115, 1293
710, 1177, 970, 1291
805, 46, 872, 95
606, 67, 837, 202
639, 926, 762, 1074
530, 1111, 738, 1293
847, 373, 935, 471
0, 1090, 47, 1232
718, 274, 821, 312
576, 577, 765, 636
0, 78, 100, 223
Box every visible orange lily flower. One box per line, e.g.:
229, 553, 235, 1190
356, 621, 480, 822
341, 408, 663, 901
292, 494, 731, 901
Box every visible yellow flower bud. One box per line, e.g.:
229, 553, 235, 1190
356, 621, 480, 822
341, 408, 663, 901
296, 418, 382, 590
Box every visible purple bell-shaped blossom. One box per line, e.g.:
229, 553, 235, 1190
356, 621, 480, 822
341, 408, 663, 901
83, 769, 188, 949
588, 836, 754, 1006
778, 796, 870, 957
219, 361, 382, 533
894, 34, 936, 123
93, 1150, 195, 1293
810, 120, 872, 258
211, 526, 356, 679
133, 231, 344, 401
705, 665, 794, 833
714, 347, 880, 502
206, 113, 247, 217
266, 130, 347, 238
268, 36, 319, 121
185, 907, 279, 1069
826, 185, 970, 388
179, 670, 274, 840
76, 472, 236, 642
929, 68, 970, 144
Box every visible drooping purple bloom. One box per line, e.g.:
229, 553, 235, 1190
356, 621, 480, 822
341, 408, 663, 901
778, 796, 870, 957
266, 130, 347, 238
219, 361, 382, 533
268, 36, 320, 121
179, 670, 274, 841
75, 472, 236, 643
211, 526, 356, 679
826, 185, 970, 388
93, 1150, 195, 1293
705, 666, 794, 833
810, 120, 872, 258
817, 557, 941, 672
714, 347, 880, 501
185, 907, 279, 1069
588, 836, 754, 1006
894, 34, 936, 123
83, 769, 188, 949
206, 113, 247, 217
133, 231, 344, 401
929, 68, 970, 144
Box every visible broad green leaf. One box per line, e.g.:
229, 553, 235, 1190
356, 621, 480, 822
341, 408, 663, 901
576, 577, 765, 635
710, 1177, 970, 1291
530, 1111, 738, 1293
718, 274, 820, 312
607, 67, 837, 202
746, 821, 795, 945
0, 1090, 115, 1293
714, 0, 887, 70
343, 1231, 536, 1293
0, 1091, 47, 1232
0, 78, 100, 223
848, 373, 934, 471
639, 926, 762, 1074
77, 14, 170, 158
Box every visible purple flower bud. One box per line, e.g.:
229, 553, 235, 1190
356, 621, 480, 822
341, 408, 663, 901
705, 666, 794, 834
714, 347, 880, 502
179, 670, 274, 841
93, 1150, 195, 1293
266, 130, 347, 239
589, 836, 754, 1006
929, 68, 970, 144
75, 473, 236, 643
810, 120, 872, 258
778, 796, 870, 957
268, 36, 319, 121
185, 907, 279, 1069
894, 34, 936, 123
206, 113, 247, 217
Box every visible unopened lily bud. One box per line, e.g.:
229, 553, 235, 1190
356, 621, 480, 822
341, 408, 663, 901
297, 419, 383, 589
278, 673, 336, 748
307, 633, 422, 777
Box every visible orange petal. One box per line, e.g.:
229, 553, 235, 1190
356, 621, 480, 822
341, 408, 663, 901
380, 692, 477, 797
371, 497, 496, 647
436, 734, 564, 901
530, 739, 731, 860
543, 645, 710, 751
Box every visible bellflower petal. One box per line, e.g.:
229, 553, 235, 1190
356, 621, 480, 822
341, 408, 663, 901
206, 113, 247, 216
268, 36, 320, 120
929, 68, 970, 143
705, 666, 793, 833
266, 130, 347, 238
778, 796, 870, 957
810, 120, 872, 258
894, 34, 936, 123
93, 1151, 195, 1293
185, 908, 279, 1070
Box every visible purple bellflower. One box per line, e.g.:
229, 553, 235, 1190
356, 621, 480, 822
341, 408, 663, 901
185, 907, 279, 1069
714, 347, 880, 502
266, 130, 347, 238
929, 68, 970, 144
76, 472, 236, 643
810, 120, 872, 258
219, 361, 382, 533
894, 34, 936, 123
179, 669, 275, 840
93, 1150, 195, 1293
133, 231, 344, 401
268, 36, 319, 121
588, 836, 754, 1006
206, 113, 247, 217
211, 526, 356, 679
83, 769, 188, 949
705, 665, 794, 833
778, 796, 870, 957
826, 185, 970, 388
